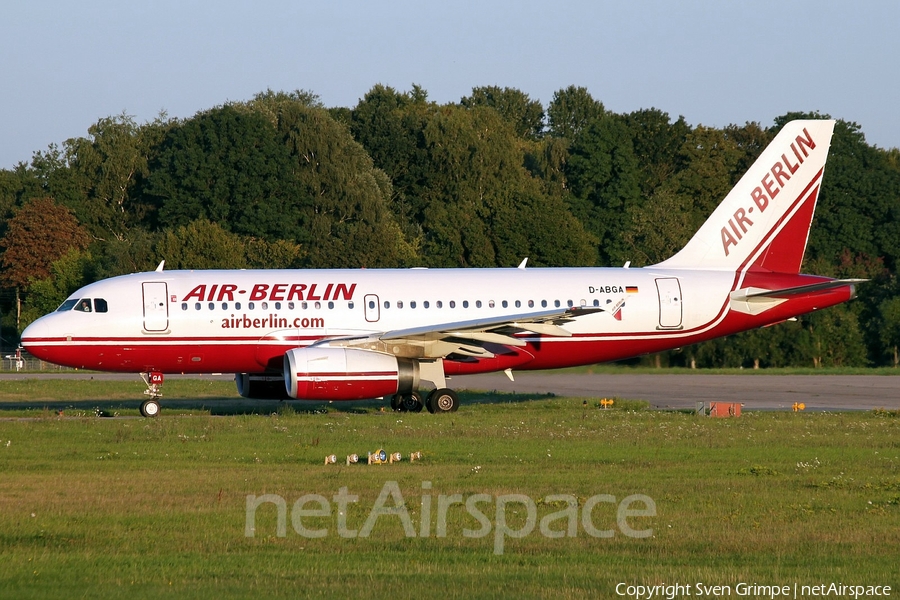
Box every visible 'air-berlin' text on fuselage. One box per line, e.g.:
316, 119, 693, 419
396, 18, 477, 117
721, 128, 817, 256
181, 283, 357, 303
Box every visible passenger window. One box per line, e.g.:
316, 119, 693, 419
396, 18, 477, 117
222, 302, 228, 310
195, 303, 202, 310
57, 299, 79, 312
541, 300, 547, 308
288, 302, 295, 310
436, 300, 443, 308
274, 302, 281, 310
593, 299, 600, 307
208, 302, 215, 310
369, 300, 375, 309
348, 301, 354, 309
235, 302, 242, 310
476, 300, 482, 308
500, 300, 506, 308
261, 302, 268, 311
528, 300, 534, 308
94, 298, 108, 313
554, 300, 561, 308
328, 301, 334, 309
181, 303, 188, 311
449, 301, 456, 308
302, 302, 308, 310
248, 302, 255, 310
397, 301, 403, 309
515, 300, 521, 308
463, 301, 469, 308
410, 301, 416, 309
384, 301, 390, 309
567, 300, 574, 308
424, 301, 430, 309
314, 301, 321, 309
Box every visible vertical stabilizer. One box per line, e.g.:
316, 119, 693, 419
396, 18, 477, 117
654, 120, 835, 274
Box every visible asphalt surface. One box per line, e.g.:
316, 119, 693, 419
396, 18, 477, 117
1, 371, 898, 411
451, 372, 900, 411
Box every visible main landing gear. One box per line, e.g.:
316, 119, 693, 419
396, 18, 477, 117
390, 388, 460, 414
140, 371, 164, 418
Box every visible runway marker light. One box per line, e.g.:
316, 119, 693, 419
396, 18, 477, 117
346, 453, 359, 466
389, 452, 402, 463
600, 398, 614, 409
793, 402, 806, 412
368, 448, 388, 465
324, 454, 337, 465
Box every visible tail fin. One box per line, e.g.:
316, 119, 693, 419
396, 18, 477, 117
655, 120, 835, 274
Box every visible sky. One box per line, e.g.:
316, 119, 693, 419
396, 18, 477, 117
1, 1, 898, 169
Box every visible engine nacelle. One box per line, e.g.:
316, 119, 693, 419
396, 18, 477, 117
284, 347, 419, 400
236, 373, 291, 399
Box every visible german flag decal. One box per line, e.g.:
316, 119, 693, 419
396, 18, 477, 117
626, 286, 639, 294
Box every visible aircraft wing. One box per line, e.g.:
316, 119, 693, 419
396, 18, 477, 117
323, 306, 603, 358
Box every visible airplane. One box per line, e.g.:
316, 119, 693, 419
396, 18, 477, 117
20, 119, 864, 417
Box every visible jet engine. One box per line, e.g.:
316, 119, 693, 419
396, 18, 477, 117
283, 347, 419, 400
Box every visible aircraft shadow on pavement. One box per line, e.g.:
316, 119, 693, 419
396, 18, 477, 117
0, 390, 560, 417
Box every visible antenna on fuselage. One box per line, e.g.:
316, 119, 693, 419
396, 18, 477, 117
518, 258, 528, 269
155, 260, 165, 272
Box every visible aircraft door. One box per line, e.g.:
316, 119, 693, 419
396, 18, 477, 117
143, 282, 169, 332
364, 294, 380, 322
655, 278, 683, 329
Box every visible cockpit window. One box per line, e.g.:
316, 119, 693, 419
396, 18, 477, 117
94, 298, 108, 313
75, 299, 92, 312
57, 299, 79, 312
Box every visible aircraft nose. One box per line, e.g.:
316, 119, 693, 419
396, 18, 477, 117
21, 318, 48, 344
20, 317, 52, 359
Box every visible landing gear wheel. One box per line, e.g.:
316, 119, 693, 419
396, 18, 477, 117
390, 394, 403, 411
140, 398, 161, 418
426, 388, 459, 414
400, 391, 424, 413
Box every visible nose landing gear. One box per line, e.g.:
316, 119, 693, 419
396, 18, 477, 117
140, 371, 164, 417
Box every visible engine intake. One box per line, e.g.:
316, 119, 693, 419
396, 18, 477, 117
284, 347, 419, 401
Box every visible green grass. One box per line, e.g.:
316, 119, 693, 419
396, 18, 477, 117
1, 390, 899, 598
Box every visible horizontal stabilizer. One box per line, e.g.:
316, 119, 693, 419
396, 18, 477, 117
729, 279, 865, 316
733, 278, 867, 300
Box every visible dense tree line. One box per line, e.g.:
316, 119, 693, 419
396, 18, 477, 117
2, 85, 899, 368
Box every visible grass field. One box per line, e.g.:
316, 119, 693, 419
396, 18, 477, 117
1, 381, 899, 599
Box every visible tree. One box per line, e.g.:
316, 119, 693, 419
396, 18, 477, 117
547, 86, 604, 140
415, 105, 596, 267
19, 249, 93, 329
0, 197, 90, 327
565, 114, 642, 265
63, 113, 173, 241
623, 109, 691, 195
460, 86, 545, 139
155, 220, 249, 270
349, 84, 432, 235
275, 103, 417, 267
878, 296, 900, 367
143, 105, 304, 241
